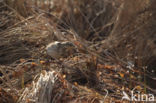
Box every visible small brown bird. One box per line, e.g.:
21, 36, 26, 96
46, 41, 76, 59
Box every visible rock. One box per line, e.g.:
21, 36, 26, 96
46, 41, 76, 59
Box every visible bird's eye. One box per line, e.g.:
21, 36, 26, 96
57, 42, 61, 45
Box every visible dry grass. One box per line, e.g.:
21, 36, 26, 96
0, 0, 156, 102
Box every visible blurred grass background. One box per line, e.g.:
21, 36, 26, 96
0, 0, 156, 102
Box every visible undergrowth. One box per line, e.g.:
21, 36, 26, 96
0, 0, 155, 102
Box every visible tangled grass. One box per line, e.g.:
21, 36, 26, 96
0, 0, 156, 102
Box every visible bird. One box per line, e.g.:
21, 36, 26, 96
46, 41, 76, 59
